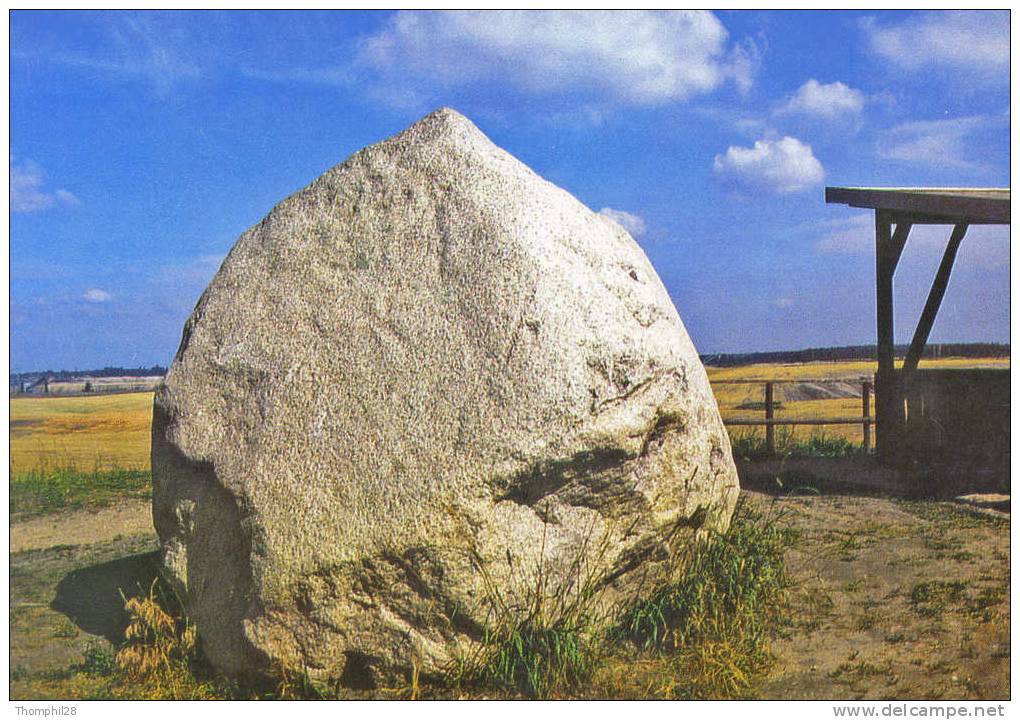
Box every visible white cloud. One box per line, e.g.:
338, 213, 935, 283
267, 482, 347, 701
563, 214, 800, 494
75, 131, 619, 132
599, 207, 647, 237
880, 116, 989, 169
712, 136, 824, 195
358, 10, 756, 106
773, 297, 794, 308
861, 11, 1008, 78
778, 79, 864, 120
54, 189, 82, 207
10, 157, 80, 213
83, 288, 112, 303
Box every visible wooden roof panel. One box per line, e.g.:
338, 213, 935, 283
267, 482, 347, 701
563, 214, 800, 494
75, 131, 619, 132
825, 187, 1010, 224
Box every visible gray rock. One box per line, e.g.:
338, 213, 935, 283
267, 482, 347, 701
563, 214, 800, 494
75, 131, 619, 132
152, 107, 739, 686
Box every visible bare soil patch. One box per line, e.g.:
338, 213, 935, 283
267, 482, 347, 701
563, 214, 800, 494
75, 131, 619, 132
11, 499, 153, 553
10, 533, 160, 688
749, 491, 1009, 700
9, 489, 1009, 699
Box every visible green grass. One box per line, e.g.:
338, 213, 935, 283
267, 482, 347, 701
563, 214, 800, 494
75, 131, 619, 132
459, 611, 601, 699
14, 500, 794, 700
451, 517, 610, 699
10, 466, 151, 517
909, 580, 968, 618
78, 642, 118, 677
896, 500, 1009, 529
729, 428, 863, 462
610, 501, 794, 698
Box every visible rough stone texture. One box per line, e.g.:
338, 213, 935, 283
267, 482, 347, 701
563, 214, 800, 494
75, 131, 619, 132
152, 107, 739, 686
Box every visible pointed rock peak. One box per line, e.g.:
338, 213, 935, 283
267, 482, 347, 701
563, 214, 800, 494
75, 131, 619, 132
422, 106, 474, 129
388, 107, 494, 153
414, 107, 480, 134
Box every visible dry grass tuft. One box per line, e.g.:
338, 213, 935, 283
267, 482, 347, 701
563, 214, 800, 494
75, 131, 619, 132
116, 580, 196, 678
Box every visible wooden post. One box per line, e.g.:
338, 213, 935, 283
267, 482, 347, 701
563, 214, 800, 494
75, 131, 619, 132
765, 381, 775, 457
875, 212, 911, 463
862, 380, 872, 452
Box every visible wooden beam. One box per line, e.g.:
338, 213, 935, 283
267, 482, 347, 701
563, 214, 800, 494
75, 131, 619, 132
825, 187, 1010, 224
887, 219, 912, 272
862, 381, 872, 453
902, 224, 969, 377
879, 210, 996, 226
875, 211, 910, 460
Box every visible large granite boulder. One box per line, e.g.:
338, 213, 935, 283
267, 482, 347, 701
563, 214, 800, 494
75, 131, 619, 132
152, 107, 739, 686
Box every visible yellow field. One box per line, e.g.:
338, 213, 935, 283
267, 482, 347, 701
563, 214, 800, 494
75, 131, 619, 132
9, 392, 154, 475
708, 356, 1010, 444
6, 357, 1009, 474
706, 356, 1010, 383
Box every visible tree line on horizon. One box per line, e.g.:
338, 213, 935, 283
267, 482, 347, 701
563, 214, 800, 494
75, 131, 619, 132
701, 343, 1010, 368
9, 342, 1011, 381
9, 365, 168, 384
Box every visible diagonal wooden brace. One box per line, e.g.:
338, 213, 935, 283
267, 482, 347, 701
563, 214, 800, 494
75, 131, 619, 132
901, 223, 969, 381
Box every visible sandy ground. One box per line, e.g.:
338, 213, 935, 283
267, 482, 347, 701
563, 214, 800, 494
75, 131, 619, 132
11, 500, 154, 553
9, 489, 1010, 700
748, 492, 1010, 700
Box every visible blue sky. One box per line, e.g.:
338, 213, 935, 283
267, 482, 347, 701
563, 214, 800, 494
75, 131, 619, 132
9, 10, 1011, 372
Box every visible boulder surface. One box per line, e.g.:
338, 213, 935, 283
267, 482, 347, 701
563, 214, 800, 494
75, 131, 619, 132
152, 107, 739, 686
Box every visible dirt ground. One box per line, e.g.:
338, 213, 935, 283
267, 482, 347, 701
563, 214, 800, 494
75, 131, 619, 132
8, 486, 1010, 700
748, 491, 1010, 700
11, 500, 153, 553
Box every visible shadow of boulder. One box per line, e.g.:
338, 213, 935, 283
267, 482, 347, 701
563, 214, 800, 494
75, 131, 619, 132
736, 456, 908, 498
51, 551, 162, 644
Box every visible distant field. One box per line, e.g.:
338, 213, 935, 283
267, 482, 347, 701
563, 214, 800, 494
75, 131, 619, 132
17, 376, 163, 396
706, 356, 1010, 382
9, 358, 1010, 700
9, 392, 154, 475
7, 357, 1009, 474
709, 356, 1009, 446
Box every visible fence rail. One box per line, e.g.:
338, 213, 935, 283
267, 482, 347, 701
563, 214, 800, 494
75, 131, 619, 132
712, 378, 874, 457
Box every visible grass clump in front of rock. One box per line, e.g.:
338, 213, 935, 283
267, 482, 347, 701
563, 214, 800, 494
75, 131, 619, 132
460, 606, 602, 699
76, 575, 234, 700
449, 518, 611, 699
450, 498, 795, 699
608, 499, 794, 698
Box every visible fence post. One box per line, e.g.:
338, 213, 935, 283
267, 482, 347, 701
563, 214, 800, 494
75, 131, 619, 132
862, 380, 872, 453
765, 381, 775, 457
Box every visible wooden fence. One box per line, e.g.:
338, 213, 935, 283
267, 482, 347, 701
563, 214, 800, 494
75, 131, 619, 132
711, 377, 874, 457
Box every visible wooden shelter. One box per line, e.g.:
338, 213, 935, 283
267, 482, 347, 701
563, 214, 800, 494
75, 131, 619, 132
825, 187, 1010, 490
